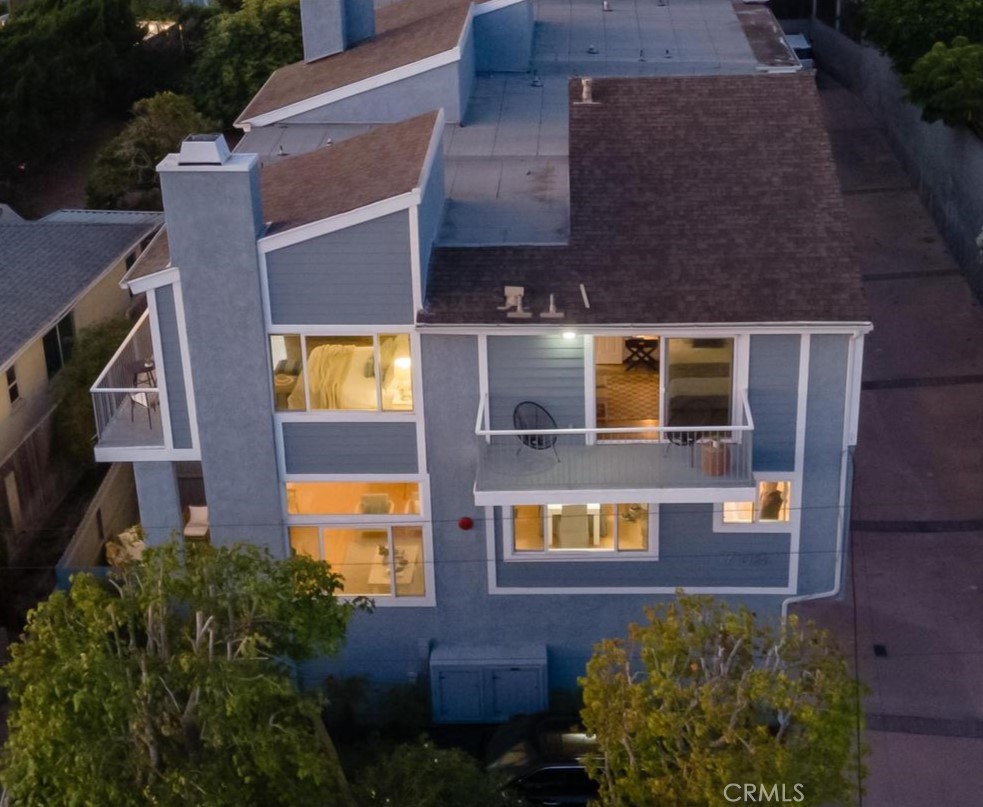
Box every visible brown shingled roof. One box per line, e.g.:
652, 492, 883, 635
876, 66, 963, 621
237, 0, 470, 124
261, 111, 438, 233
124, 226, 170, 285
423, 74, 869, 325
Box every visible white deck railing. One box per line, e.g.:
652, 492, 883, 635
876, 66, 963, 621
90, 311, 163, 447
474, 391, 755, 492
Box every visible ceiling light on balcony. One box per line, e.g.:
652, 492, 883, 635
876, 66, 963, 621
562, 331, 578, 341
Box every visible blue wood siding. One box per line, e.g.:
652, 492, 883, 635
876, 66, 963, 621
154, 285, 193, 449
748, 334, 800, 471
282, 421, 418, 474
281, 62, 465, 124
797, 335, 849, 595
495, 505, 790, 589
474, 0, 534, 72
487, 335, 585, 430
266, 213, 414, 325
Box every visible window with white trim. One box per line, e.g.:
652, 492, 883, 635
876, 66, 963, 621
718, 480, 792, 530
507, 503, 657, 557
289, 524, 426, 598
270, 333, 413, 412
42, 313, 75, 379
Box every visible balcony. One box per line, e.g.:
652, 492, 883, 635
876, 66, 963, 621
473, 392, 756, 504
91, 311, 164, 451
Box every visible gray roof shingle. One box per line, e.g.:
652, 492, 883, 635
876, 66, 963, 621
0, 220, 159, 367
422, 74, 869, 326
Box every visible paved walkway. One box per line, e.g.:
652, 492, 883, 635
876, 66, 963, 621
794, 75, 983, 807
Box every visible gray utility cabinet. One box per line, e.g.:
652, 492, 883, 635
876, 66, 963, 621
429, 644, 548, 724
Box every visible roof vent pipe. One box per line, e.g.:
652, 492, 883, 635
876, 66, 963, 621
581, 78, 593, 103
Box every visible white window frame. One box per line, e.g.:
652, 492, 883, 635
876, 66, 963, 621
269, 330, 416, 415
284, 478, 425, 521
289, 521, 434, 606
502, 502, 660, 562
713, 473, 797, 533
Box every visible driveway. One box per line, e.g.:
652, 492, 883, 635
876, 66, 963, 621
793, 75, 983, 806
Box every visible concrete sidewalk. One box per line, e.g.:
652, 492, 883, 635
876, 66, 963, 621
793, 75, 983, 806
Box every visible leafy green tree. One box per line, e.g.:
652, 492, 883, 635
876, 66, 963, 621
0, 541, 367, 806
189, 0, 302, 126
862, 0, 983, 73
353, 737, 524, 807
0, 0, 143, 175
579, 594, 864, 807
86, 92, 218, 209
904, 37, 983, 136
52, 316, 134, 465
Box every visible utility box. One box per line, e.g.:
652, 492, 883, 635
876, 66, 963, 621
429, 644, 548, 724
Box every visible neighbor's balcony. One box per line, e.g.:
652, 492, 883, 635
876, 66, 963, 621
90, 311, 164, 450
473, 392, 755, 504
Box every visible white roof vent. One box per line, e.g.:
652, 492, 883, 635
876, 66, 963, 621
178, 134, 231, 166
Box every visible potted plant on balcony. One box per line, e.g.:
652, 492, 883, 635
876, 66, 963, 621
699, 438, 729, 477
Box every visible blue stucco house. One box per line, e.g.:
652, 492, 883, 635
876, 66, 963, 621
90, 0, 869, 719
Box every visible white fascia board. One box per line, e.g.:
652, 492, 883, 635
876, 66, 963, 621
93, 446, 201, 463
474, 0, 529, 15
416, 322, 875, 336
257, 191, 418, 253
126, 265, 181, 295
473, 485, 757, 508
491, 584, 794, 596
238, 49, 461, 128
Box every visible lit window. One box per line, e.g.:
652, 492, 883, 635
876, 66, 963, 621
289, 525, 425, 598
285, 482, 421, 516
270, 333, 413, 412
723, 481, 791, 525
512, 503, 649, 553
6, 366, 19, 404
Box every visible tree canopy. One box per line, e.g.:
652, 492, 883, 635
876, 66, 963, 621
904, 37, 983, 136
52, 316, 135, 465
189, 0, 302, 126
0, 542, 367, 806
863, 0, 983, 74
579, 594, 864, 807
86, 92, 218, 209
0, 0, 143, 175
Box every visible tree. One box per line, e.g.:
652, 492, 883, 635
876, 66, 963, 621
51, 316, 134, 465
352, 737, 524, 807
189, 0, 302, 126
904, 37, 983, 136
86, 92, 218, 209
862, 0, 983, 73
0, 0, 143, 175
579, 594, 864, 807
0, 541, 367, 806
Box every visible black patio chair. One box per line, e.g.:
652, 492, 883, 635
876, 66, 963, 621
513, 401, 560, 463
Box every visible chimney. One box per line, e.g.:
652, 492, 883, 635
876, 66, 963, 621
300, 0, 375, 63
157, 135, 284, 554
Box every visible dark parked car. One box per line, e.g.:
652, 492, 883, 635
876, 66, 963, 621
486, 714, 600, 806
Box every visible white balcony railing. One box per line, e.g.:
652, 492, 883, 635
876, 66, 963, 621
90, 311, 164, 449
474, 391, 755, 495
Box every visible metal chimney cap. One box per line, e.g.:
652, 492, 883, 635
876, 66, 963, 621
178, 134, 231, 166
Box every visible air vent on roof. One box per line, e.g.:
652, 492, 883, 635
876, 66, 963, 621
540, 293, 564, 319
178, 134, 230, 166
498, 286, 532, 319
574, 78, 598, 105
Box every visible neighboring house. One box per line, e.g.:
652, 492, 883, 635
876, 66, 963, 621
90, 0, 869, 719
0, 209, 161, 557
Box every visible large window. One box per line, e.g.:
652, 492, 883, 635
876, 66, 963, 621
718, 480, 792, 530
271, 333, 413, 412
510, 503, 652, 555
43, 313, 75, 379
286, 481, 420, 516
290, 525, 425, 598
